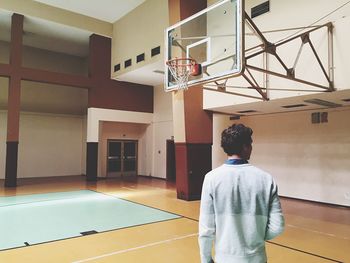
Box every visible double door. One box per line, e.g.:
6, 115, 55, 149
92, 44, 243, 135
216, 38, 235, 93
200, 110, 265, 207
107, 140, 137, 177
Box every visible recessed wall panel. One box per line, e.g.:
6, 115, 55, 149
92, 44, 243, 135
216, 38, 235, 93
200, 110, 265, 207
22, 16, 90, 75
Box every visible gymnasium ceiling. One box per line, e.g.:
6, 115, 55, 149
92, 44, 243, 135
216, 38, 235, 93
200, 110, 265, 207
0, 1, 146, 56
33, 0, 146, 23
0, 1, 164, 85
1, 1, 350, 116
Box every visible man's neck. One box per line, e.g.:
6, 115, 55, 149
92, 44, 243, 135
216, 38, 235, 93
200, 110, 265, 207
228, 155, 242, 159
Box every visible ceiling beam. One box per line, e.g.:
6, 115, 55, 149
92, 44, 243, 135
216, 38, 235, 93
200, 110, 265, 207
0, 0, 113, 37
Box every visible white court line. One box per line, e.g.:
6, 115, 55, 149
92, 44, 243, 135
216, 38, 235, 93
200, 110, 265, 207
287, 224, 350, 240
71, 233, 198, 263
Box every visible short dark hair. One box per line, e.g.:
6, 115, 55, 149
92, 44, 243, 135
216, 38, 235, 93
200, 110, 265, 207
221, 124, 253, 156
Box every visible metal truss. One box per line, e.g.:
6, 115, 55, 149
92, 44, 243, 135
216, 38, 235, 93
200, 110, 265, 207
205, 12, 335, 101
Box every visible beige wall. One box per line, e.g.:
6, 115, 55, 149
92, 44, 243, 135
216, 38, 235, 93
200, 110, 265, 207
212, 113, 229, 169
0, 77, 9, 110
81, 116, 87, 175
0, 42, 88, 179
111, 0, 168, 77
15, 112, 84, 178
87, 108, 153, 142
0, 41, 10, 64
22, 45, 88, 75
99, 121, 150, 177
213, 108, 350, 206
172, 91, 186, 143
0, 111, 7, 179
140, 124, 153, 177
96, 84, 174, 179
21, 80, 88, 115
152, 85, 173, 178
91, 84, 174, 179
0, 79, 8, 179
0, 39, 88, 75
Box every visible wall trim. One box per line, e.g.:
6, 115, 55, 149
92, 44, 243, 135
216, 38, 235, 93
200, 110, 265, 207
280, 195, 349, 209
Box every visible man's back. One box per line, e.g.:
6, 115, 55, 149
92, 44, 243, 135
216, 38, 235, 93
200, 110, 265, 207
199, 163, 284, 263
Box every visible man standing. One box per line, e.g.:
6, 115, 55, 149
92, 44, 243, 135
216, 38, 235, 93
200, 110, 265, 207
198, 124, 284, 263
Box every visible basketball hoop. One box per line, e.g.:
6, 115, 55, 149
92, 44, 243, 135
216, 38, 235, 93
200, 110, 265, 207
166, 58, 200, 91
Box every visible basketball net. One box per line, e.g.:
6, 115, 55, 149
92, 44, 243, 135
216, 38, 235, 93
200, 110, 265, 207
166, 58, 197, 91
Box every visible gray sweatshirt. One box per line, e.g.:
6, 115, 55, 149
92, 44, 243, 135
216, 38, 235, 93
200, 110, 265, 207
198, 163, 285, 263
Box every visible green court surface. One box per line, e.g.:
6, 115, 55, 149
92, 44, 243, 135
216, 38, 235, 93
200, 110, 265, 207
0, 190, 181, 250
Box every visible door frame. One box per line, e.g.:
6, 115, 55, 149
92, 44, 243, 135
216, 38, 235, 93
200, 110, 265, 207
106, 139, 138, 177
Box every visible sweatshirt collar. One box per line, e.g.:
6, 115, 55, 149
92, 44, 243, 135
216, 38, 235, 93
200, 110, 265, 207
225, 159, 249, 165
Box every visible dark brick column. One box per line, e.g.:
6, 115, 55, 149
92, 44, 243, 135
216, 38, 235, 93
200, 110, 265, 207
5, 14, 23, 187
168, 0, 212, 201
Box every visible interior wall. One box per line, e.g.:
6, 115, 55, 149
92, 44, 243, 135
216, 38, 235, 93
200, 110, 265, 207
0, 77, 9, 110
99, 121, 150, 177
142, 124, 153, 177
0, 111, 7, 179
0, 41, 10, 64
0, 38, 88, 75
16, 80, 87, 178
81, 115, 87, 175
0, 38, 89, 179
22, 45, 88, 75
0, 77, 9, 179
17, 112, 84, 178
111, 0, 168, 77
213, 108, 350, 206
0, 39, 88, 178
21, 80, 88, 115
1, 6, 154, 181
87, 108, 153, 143
152, 84, 173, 178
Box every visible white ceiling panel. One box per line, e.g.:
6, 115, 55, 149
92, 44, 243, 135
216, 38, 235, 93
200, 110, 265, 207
34, 0, 146, 22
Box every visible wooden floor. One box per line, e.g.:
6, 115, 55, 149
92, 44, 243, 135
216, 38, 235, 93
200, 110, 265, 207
0, 176, 349, 263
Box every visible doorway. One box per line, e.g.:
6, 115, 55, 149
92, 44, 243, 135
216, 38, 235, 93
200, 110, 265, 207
107, 140, 138, 177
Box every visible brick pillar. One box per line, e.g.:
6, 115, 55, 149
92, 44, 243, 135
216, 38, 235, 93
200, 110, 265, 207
85, 34, 112, 181
168, 0, 212, 201
5, 14, 23, 187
